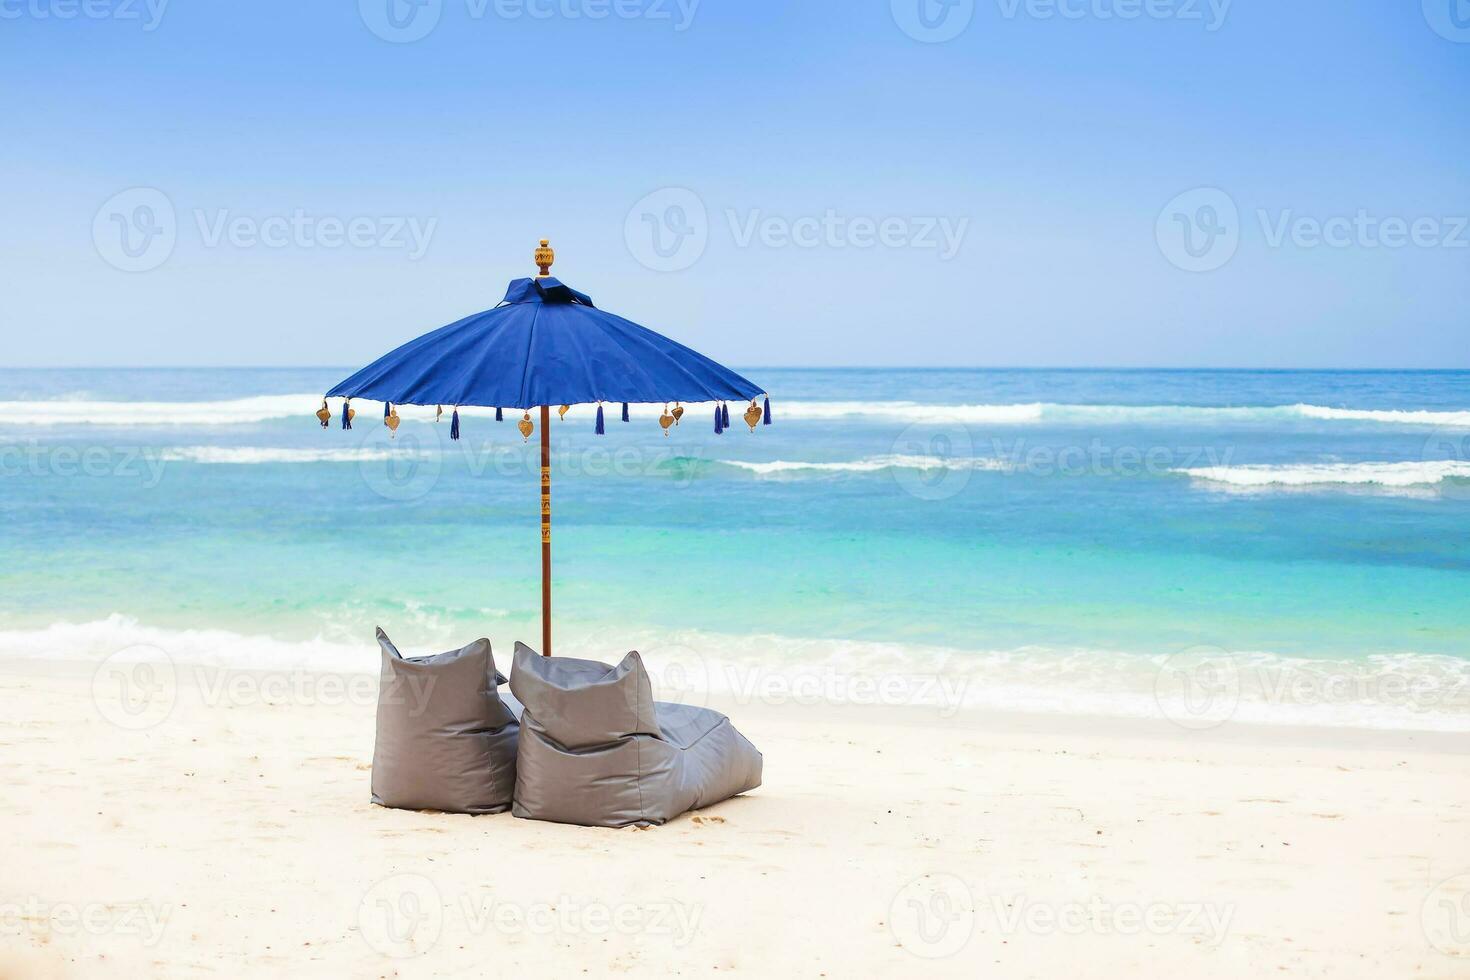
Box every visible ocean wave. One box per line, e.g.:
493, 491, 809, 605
1179, 460, 1470, 489
1291, 404, 1470, 427
7, 394, 1470, 429
778, 400, 1046, 423
5, 617, 1469, 732
158, 446, 410, 464
717, 454, 1013, 476
2, 394, 318, 426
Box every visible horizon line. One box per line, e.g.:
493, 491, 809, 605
5, 365, 1470, 374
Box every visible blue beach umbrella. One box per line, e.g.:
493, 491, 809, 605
322, 241, 771, 656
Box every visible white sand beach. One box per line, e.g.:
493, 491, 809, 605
3, 655, 1469, 979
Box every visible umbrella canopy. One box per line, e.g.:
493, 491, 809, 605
321, 241, 769, 657
326, 275, 763, 410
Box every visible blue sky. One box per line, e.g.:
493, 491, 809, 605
1, 1, 1466, 367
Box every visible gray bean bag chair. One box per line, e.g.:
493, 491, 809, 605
370, 628, 522, 815
509, 643, 762, 828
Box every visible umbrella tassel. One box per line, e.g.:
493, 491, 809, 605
341, 400, 352, 430
450, 409, 460, 441
595, 404, 605, 435
714, 404, 723, 434
384, 401, 392, 419
621, 402, 629, 423
763, 396, 771, 425
496, 406, 503, 422
721, 403, 731, 429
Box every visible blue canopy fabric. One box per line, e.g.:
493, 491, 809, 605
326, 277, 763, 410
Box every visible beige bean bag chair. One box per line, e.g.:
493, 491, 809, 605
509, 643, 762, 828
370, 629, 522, 815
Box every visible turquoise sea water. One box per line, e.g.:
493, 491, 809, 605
3, 368, 1469, 729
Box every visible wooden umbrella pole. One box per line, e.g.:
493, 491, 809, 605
539, 404, 552, 656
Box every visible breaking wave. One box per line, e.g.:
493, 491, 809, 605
8, 616, 1470, 732
1179, 460, 1470, 489
716, 454, 1013, 476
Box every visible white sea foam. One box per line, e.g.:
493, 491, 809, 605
158, 446, 408, 464
776, 400, 1047, 423
1291, 404, 1470, 427
0, 614, 372, 674
7, 616, 1469, 732
718, 454, 1013, 476
7, 394, 1470, 429
2, 394, 322, 426
1180, 460, 1470, 489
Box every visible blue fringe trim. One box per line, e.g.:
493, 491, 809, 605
763, 396, 771, 425
341, 401, 352, 430
595, 404, 605, 435
622, 402, 629, 422
450, 409, 460, 441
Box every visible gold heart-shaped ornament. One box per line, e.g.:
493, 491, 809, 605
558, 404, 570, 419
347, 407, 356, 423
518, 413, 534, 441
385, 413, 401, 433
671, 404, 685, 424
658, 410, 674, 434
743, 402, 762, 431
315, 403, 332, 427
